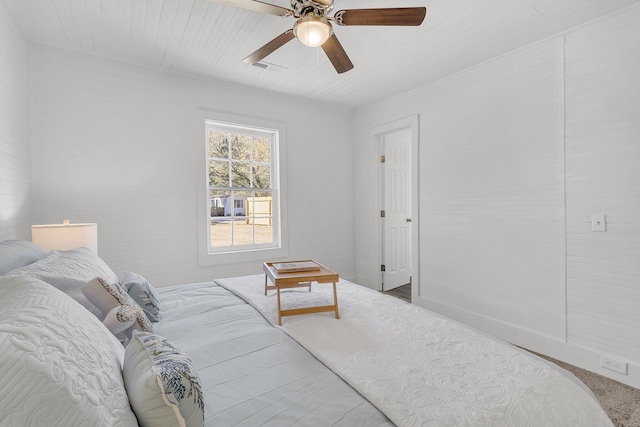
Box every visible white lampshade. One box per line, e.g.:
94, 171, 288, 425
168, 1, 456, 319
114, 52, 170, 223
294, 15, 332, 47
32, 221, 98, 254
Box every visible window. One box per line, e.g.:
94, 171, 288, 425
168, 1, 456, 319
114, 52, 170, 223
203, 116, 286, 260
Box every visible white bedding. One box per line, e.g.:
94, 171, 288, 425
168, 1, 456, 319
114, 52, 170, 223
1, 243, 394, 427
153, 282, 393, 426
216, 275, 613, 427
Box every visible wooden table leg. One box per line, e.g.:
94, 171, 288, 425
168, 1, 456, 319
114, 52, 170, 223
277, 287, 282, 325
332, 282, 339, 319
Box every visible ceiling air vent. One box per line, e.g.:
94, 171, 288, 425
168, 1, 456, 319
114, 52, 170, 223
250, 61, 288, 72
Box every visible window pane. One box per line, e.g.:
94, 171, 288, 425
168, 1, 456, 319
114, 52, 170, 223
230, 162, 250, 188
208, 131, 228, 159
209, 161, 229, 187
232, 221, 254, 246
248, 193, 273, 244
249, 193, 272, 217
231, 134, 250, 161
229, 191, 250, 217
253, 138, 270, 162
252, 164, 270, 189
210, 218, 232, 247
254, 223, 273, 244
210, 190, 230, 217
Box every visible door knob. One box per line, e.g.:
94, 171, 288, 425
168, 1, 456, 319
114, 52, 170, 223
406, 218, 412, 222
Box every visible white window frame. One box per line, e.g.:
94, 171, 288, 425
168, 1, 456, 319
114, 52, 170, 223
198, 111, 288, 266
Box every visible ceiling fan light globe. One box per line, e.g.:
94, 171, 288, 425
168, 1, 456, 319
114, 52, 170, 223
294, 16, 332, 47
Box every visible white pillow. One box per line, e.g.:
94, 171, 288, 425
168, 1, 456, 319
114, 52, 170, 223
5, 248, 119, 319
124, 330, 205, 427
0, 274, 138, 426
0, 240, 48, 275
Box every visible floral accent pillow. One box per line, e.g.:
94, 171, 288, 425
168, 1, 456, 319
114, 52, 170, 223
121, 271, 160, 322
123, 331, 204, 427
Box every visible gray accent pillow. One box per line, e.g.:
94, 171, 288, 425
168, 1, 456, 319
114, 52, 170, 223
0, 240, 48, 275
123, 331, 204, 427
121, 271, 160, 322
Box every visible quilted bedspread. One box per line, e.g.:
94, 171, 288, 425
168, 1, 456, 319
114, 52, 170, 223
154, 281, 393, 426
216, 275, 613, 427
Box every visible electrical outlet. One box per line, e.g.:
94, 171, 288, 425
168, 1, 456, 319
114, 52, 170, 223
601, 355, 627, 375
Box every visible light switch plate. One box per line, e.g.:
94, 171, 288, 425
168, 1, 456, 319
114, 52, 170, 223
591, 214, 606, 232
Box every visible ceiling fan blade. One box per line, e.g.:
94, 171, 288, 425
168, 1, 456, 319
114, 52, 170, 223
321, 34, 354, 74
334, 7, 426, 26
207, 0, 293, 17
243, 29, 295, 64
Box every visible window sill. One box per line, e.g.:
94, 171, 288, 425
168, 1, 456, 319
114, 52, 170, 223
198, 245, 288, 267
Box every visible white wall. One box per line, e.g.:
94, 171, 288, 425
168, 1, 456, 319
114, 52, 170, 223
564, 8, 640, 371
0, 1, 33, 240
355, 6, 640, 388
30, 45, 356, 286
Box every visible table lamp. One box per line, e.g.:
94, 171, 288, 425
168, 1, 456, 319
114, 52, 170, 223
32, 219, 98, 254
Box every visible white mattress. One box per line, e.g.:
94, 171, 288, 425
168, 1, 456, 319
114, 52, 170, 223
216, 275, 613, 427
154, 281, 393, 426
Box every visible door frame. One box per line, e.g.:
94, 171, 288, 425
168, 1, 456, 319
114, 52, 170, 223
371, 115, 420, 298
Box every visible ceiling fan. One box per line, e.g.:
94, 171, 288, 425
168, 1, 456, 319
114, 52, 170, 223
207, 0, 427, 74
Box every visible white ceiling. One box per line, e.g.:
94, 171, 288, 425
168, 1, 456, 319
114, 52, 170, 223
5, 0, 639, 107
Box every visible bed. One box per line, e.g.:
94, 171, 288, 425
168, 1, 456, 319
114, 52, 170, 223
0, 240, 613, 426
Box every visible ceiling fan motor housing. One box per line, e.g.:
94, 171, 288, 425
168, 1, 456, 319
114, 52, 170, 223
291, 0, 333, 17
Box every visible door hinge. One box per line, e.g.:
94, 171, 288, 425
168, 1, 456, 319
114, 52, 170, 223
380, 210, 385, 218
381, 264, 386, 272
380, 155, 385, 163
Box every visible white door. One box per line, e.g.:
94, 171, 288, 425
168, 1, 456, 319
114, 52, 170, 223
381, 128, 412, 291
